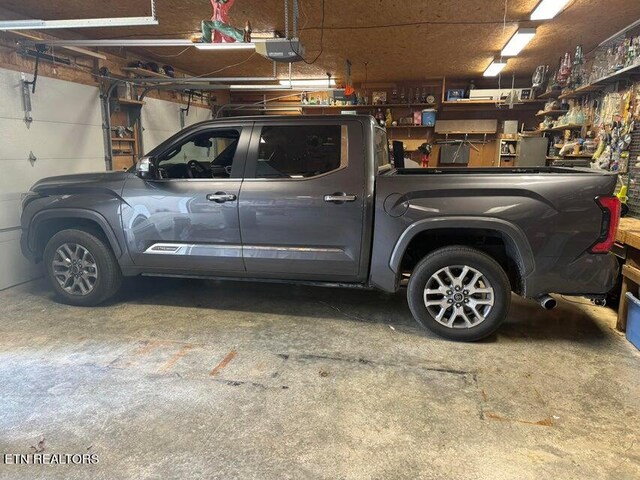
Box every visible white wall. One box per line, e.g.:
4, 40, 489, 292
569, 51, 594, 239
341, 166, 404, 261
141, 97, 212, 154
0, 68, 105, 290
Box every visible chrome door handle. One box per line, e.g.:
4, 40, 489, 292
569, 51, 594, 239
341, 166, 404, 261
207, 192, 237, 203
324, 193, 357, 203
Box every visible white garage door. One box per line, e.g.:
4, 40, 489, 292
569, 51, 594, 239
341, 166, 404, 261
141, 96, 212, 153
0, 68, 105, 290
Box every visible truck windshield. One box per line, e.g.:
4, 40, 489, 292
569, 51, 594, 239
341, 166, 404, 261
375, 128, 390, 169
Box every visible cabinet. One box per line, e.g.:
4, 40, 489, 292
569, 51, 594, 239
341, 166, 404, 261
517, 137, 549, 167
497, 136, 548, 167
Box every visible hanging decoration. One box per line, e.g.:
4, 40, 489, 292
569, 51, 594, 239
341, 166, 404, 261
193, 0, 252, 44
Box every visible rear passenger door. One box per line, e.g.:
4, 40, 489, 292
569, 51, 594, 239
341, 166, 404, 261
239, 119, 366, 281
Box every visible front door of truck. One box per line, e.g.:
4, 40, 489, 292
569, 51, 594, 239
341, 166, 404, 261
239, 119, 366, 281
121, 125, 250, 273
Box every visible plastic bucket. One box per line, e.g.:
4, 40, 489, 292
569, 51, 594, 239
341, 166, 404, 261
624, 292, 640, 350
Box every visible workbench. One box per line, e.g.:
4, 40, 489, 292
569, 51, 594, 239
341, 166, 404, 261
614, 217, 640, 331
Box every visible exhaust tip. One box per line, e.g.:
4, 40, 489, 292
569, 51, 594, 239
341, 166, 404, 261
538, 295, 556, 310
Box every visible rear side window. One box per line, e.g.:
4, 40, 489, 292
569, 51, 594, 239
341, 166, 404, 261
255, 125, 348, 179
374, 128, 390, 168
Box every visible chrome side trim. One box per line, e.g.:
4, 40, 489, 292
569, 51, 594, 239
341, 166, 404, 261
144, 243, 242, 257
243, 246, 343, 253
144, 243, 347, 259
243, 245, 351, 262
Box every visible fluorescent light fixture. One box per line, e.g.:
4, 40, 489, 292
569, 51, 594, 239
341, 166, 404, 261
530, 0, 571, 20
0, 17, 158, 30
194, 43, 255, 50
229, 84, 290, 90
501, 28, 536, 56
483, 59, 508, 77
278, 79, 336, 87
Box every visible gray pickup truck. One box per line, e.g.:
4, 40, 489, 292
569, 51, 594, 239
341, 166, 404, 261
20, 115, 620, 341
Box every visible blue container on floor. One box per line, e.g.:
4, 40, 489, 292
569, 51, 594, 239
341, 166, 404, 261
624, 292, 640, 350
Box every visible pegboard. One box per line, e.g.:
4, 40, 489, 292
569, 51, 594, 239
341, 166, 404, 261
621, 123, 640, 218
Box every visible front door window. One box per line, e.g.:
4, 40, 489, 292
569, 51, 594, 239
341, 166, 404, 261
157, 129, 241, 179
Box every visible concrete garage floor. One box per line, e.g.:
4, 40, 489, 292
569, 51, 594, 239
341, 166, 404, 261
0, 277, 639, 480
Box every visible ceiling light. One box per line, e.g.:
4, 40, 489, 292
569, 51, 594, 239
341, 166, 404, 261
530, 0, 571, 20
0, 17, 158, 30
194, 43, 255, 50
483, 59, 508, 77
278, 79, 336, 87
0, 0, 158, 30
501, 28, 536, 56
229, 84, 291, 90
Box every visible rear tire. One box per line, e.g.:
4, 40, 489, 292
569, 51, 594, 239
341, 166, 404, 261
407, 246, 511, 342
43, 228, 122, 306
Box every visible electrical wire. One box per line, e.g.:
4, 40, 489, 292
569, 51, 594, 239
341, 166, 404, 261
297, 18, 520, 31
94, 15, 522, 41
289, 0, 325, 65
195, 51, 257, 77
142, 46, 191, 58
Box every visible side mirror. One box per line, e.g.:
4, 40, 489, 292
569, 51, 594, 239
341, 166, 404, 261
136, 157, 157, 180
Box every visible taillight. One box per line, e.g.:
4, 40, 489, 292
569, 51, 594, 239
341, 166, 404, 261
589, 195, 621, 254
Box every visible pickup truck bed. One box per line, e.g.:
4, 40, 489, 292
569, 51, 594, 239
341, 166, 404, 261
372, 165, 618, 297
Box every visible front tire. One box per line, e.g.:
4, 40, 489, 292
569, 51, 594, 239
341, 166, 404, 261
407, 246, 511, 341
43, 228, 122, 306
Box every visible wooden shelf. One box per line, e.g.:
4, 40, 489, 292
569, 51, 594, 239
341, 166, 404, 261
387, 125, 434, 129
547, 155, 593, 160
441, 99, 543, 106
117, 98, 145, 106
500, 154, 517, 157
300, 103, 438, 109
548, 123, 589, 131
121, 67, 170, 78
590, 62, 640, 85
535, 90, 562, 100
558, 84, 601, 100
3, 30, 107, 60
535, 109, 568, 117
553, 63, 640, 100
111, 137, 136, 142
536, 124, 588, 133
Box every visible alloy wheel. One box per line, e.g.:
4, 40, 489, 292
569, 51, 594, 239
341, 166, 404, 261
423, 265, 495, 328
52, 243, 98, 296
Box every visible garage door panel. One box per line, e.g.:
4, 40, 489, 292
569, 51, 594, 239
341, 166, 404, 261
0, 118, 104, 160
0, 69, 102, 126
0, 157, 105, 200
141, 98, 211, 152
141, 98, 181, 133
0, 196, 22, 230
184, 106, 212, 126
0, 231, 40, 290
